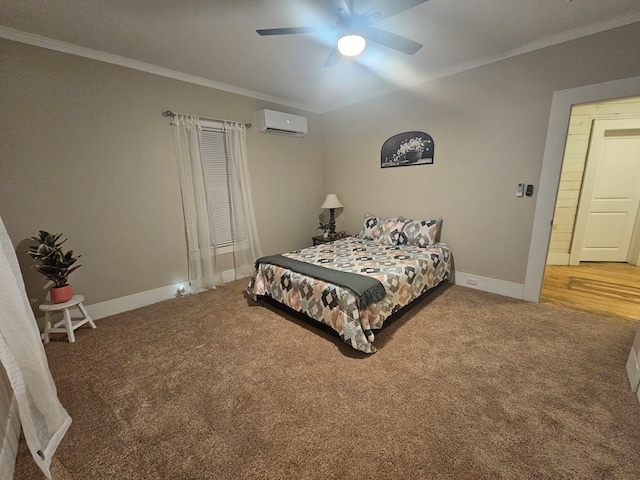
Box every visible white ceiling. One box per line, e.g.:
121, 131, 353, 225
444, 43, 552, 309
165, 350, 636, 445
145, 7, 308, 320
1, 0, 639, 113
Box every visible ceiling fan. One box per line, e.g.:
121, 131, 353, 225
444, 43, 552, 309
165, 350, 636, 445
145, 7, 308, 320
257, 0, 429, 67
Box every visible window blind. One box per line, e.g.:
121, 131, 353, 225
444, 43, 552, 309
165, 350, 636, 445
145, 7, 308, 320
199, 128, 233, 246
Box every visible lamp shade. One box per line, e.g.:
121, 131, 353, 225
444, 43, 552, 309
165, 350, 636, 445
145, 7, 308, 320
321, 194, 343, 210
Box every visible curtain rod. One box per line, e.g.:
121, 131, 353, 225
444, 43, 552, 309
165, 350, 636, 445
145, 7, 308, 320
162, 110, 251, 129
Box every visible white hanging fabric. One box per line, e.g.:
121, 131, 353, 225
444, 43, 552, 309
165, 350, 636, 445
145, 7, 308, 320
0, 216, 71, 479
171, 114, 222, 292
224, 121, 263, 278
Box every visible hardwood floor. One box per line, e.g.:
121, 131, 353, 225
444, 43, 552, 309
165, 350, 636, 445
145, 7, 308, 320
541, 262, 640, 320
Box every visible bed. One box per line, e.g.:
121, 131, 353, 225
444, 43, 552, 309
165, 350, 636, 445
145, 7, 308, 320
247, 214, 452, 353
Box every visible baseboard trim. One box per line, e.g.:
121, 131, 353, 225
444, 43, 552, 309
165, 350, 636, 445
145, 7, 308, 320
85, 284, 180, 320
84, 269, 522, 321
454, 271, 525, 300
221, 269, 236, 284
86, 269, 236, 320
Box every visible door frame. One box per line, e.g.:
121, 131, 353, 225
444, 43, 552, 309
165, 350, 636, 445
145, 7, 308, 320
523, 75, 640, 302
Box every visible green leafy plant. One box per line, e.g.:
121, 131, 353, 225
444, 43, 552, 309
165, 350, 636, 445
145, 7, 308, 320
26, 231, 82, 287
317, 221, 331, 232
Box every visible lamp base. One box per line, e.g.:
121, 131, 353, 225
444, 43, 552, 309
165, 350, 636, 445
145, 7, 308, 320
329, 208, 336, 236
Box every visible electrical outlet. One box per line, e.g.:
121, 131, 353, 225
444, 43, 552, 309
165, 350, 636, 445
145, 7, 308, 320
466, 277, 478, 286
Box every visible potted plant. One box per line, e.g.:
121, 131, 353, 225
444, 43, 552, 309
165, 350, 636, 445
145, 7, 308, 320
26, 230, 82, 304
317, 221, 331, 239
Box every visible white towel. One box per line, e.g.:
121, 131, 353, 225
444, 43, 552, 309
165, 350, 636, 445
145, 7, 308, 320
0, 216, 71, 479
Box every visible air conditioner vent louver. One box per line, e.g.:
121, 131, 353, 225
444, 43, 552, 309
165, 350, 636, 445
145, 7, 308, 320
265, 127, 299, 135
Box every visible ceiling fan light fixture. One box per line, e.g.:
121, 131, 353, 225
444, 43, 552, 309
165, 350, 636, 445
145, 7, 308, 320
337, 34, 366, 57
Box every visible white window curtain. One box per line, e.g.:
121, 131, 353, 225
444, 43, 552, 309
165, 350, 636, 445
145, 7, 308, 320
0, 215, 71, 479
171, 115, 221, 292
171, 115, 262, 292
224, 121, 263, 278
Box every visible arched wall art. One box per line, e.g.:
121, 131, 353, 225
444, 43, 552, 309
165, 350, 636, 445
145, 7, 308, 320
381, 131, 434, 168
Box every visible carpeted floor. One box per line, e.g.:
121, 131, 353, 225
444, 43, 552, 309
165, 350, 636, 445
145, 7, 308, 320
13, 280, 640, 479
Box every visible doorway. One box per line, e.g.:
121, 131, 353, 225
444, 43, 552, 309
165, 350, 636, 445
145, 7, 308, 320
540, 97, 640, 319
523, 77, 640, 304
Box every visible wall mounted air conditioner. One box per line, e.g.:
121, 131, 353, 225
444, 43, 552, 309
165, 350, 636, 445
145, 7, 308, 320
256, 109, 308, 137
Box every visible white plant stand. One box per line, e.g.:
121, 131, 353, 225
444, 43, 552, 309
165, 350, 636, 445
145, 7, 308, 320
40, 294, 96, 343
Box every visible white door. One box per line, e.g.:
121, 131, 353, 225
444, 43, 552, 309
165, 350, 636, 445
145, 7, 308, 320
570, 119, 640, 264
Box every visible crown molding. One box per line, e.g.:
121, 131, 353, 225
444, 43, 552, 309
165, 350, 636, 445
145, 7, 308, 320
0, 26, 319, 114
2, 11, 639, 115
424, 11, 640, 84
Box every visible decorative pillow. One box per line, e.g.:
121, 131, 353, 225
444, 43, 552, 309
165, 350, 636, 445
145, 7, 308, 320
372, 217, 408, 245
399, 218, 442, 247
359, 213, 382, 240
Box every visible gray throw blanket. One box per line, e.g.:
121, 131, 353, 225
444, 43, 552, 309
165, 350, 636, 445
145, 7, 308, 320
255, 254, 386, 309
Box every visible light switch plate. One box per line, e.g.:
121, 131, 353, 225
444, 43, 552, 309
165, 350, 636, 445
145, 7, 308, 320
516, 182, 525, 197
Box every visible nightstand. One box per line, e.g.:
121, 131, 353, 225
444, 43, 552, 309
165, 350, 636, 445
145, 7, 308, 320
312, 235, 334, 246
312, 234, 351, 246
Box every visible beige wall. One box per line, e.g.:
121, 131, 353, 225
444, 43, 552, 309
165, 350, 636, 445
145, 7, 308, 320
0, 39, 323, 309
547, 97, 640, 265
321, 23, 640, 285
2, 22, 640, 310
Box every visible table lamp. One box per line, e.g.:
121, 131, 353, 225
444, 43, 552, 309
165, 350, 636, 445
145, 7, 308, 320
321, 194, 343, 237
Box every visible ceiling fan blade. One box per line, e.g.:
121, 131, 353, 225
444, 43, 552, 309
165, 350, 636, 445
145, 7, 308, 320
257, 26, 334, 36
364, 26, 423, 54
365, 0, 429, 24
323, 48, 341, 67
333, 0, 353, 18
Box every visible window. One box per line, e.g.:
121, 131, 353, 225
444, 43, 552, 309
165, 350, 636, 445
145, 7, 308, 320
171, 113, 262, 290
199, 124, 233, 248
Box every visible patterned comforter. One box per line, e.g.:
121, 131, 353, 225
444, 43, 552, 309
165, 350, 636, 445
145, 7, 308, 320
247, 237, 451, 353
